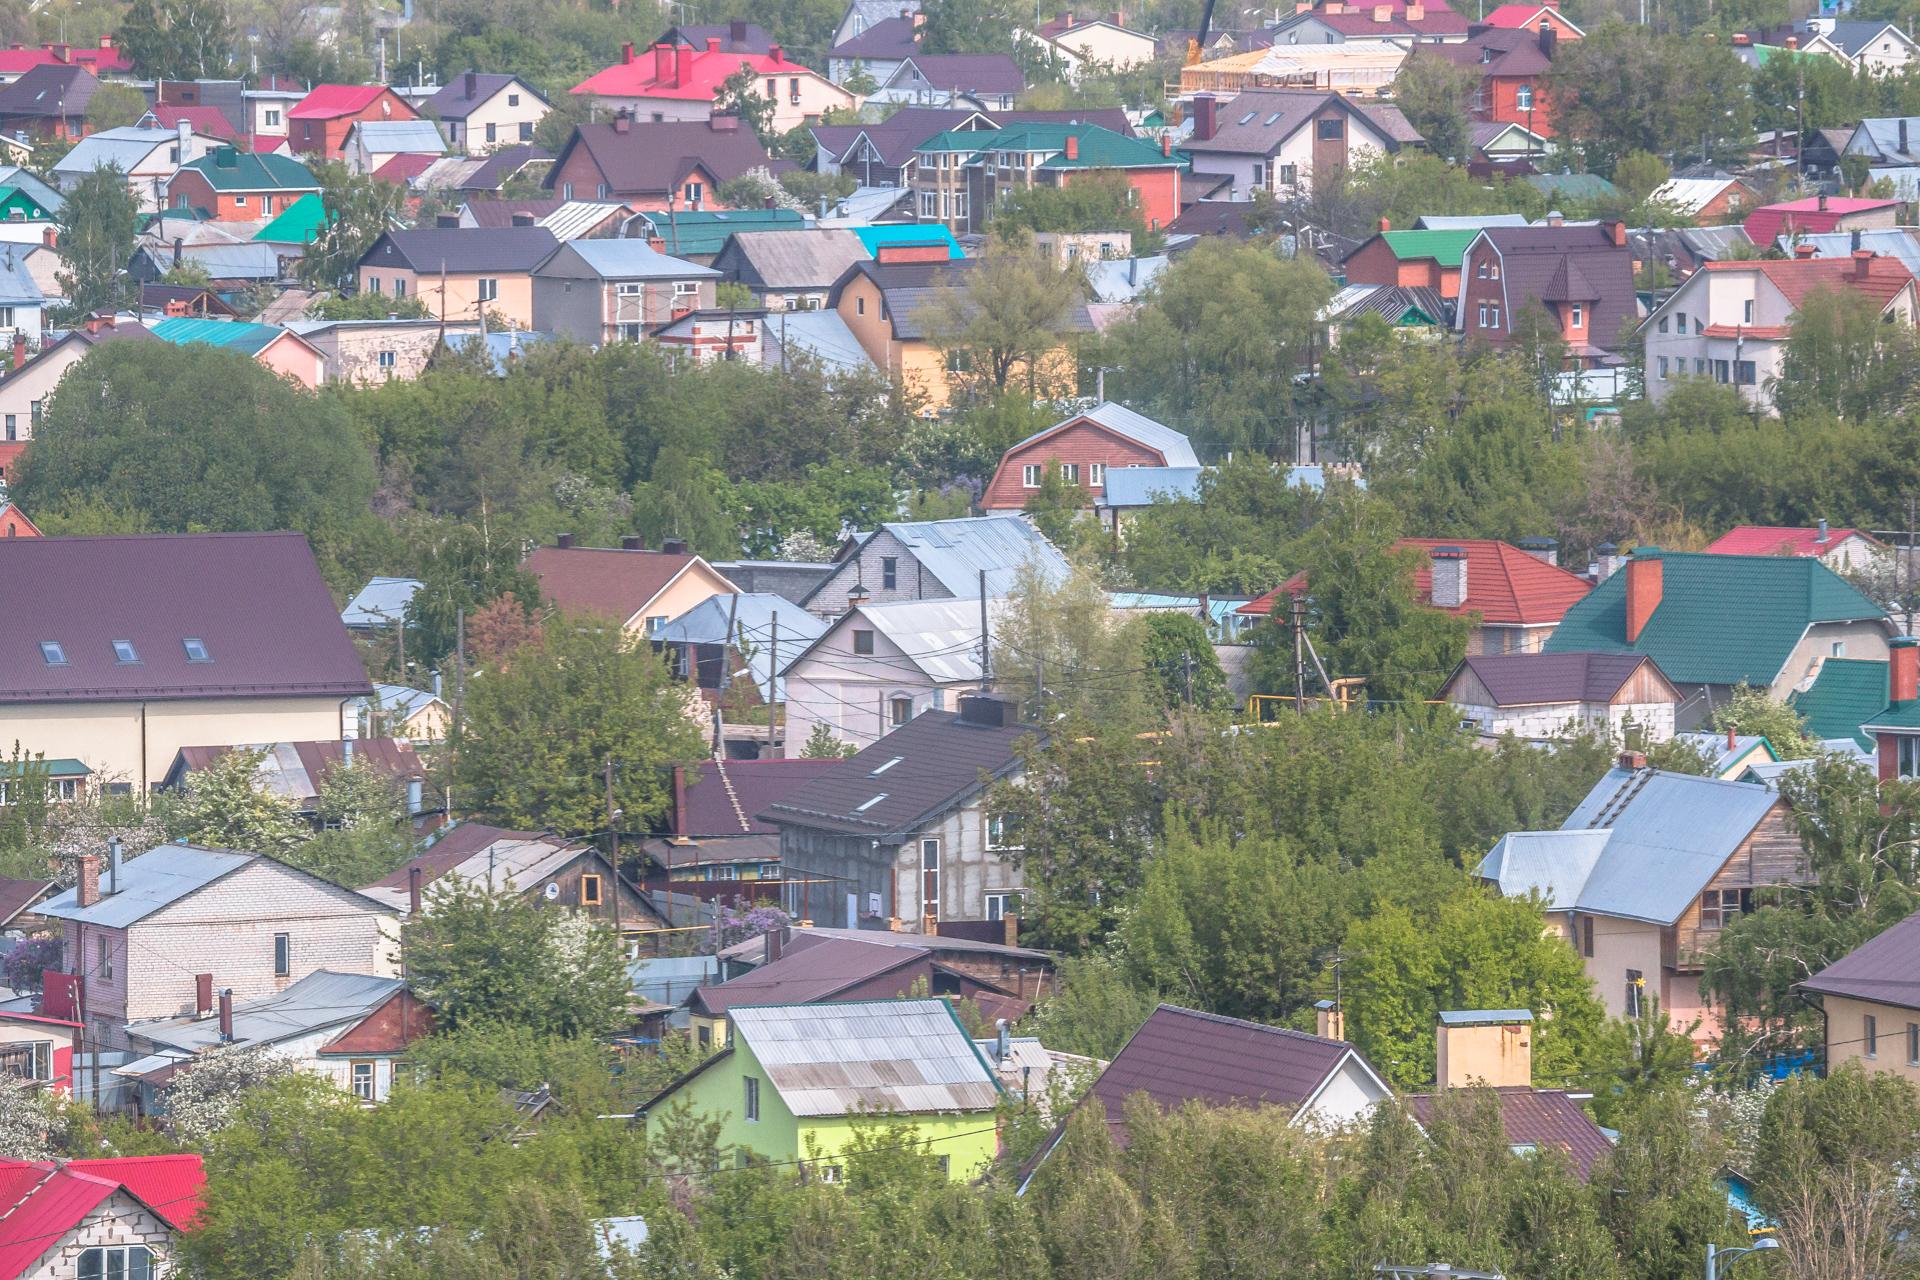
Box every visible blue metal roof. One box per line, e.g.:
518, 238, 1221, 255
653, 591, 828, 701
849, 222, 964, 259
0, 245, 43, 306
873, 515, 1070, 597
341, 576, 422, 627
38, 845, 256, 928
349, 119, 447, 153
1100, 465, 1204, 507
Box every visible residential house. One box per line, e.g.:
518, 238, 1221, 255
835, 0, 923, 48
1650, 176, 1756, 226
1779, 227, 1920, 276
653, 589, 827, 701
1457, 220, 1638, 367
709, 229, 872, 310
870, 54, 1027, 111
652, 306, 769, 363
1469, 118, 1550, 162
1705, 522, 1886, 573
1481, 0, 1584, 36
642, 756, 844, 890
1423, 25, 1560, 135
1321, 281, 1449, 340
160, 738, 428, 821
1744, 195, 1899, 246
0, 167, 62, 246
980, 401, 1199, 513
128, 234, 282, 293
360, 821, 663, 927
1019, 1003, 1392, 1188
0, 1154, 203, 1279
1543, 546, 1892, 726
531, 238, 720, 342
1340, 224, 1477, 299
39, 843, 397, 1050
1238, 537, 1594, 656
1788, 656, 1889, 753
0, 39, 134, 84
1670, 730, 1782, 781
761, 693, 1039, 927
287, 84, 420, 160
640, 999, 1002, 1180
1182, 89, 1420, 202
1179, 43, 1413, 97
628, 208, 809, 261
243, 74, 307, 142
0, 502, 41, 539
1863, 636, 1920, 781
165, 146, 320, 222
571, 40, 854, 134
1268, 0, 1472, 43
139, 101, 242, 142
813, 105, 1132, 188
426, 72, 550, 155
685, 934, 1027, 1049
1633, 224, 1753, 284
827, 15, 921, 86
410, 144, 554, 197
0, 1009, 79, 1094
355, 225, 559, 329
656, 21, 779, 54
139, 284, 238, 320
1642, 251, 1917, 412
1812, 19, 1920, 75
546, 116, 773, 207
288, 317, 480, 384
117, 970, 433, 1106
1096, 465, 1205, 531
0, 65, 100, 143
912, 121, 1185, 235
1036, 12, 1161, 70
460, 198, 632, 239
714, 922, 1052, 986
54, 124, 217, 213
0, 246, 43, 349
1477, 755, 1806, 1038
147, 317, 326, 388
801, 513, 1071, 617
1439, 651, 1681, 743
0, 320, 153, 480
1800, 904, 1920, 1084
523, 535, 740, 635
343, 118, 447, 176
359, 683, 450, 743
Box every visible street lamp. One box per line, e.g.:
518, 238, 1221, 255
1706, 1237, 1780, 1280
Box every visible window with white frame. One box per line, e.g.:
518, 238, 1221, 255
378, 350, 396, 370
350, 1060, 375, 1100
1089, 462, 1105, 487
1570, 304, 1583, 328
986, 812, 1022, 850
78, 1247, 154, 1280
477, 278, 499, 302
1743, 298, 1755, 324
1060, 462, 1080, 483
985, 891, 1022, 921
1022, 463, 1041, 488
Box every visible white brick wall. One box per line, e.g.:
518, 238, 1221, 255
807, 530, 955, 617
28, 1190, 174, 1280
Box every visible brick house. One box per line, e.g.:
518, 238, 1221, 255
1457, 219, 1638, 367
287, 84, 419, 160
911, 121, 1184, 235
571, 39, 854, 134
0, 65, 99, 143
980, 401, 1198, 512
0, 1154, 203, 1280
544, 115, 772, 207
165, 145, 319, 221
37, 843, 398, 1051
1423, 24, 1560, 135
1340, 224, 1477, 299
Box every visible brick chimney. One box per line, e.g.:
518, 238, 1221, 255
1192, 94, 1217, 142
195, 973, 214, 1018
10, 332, 24, 372
706, 36, 721, 51
1818, 192, 1830, 212
1786, 33, 1799, 47
465, 70, 478, 97
1315, 999, 1345, 1041
1891, 636, 1918, 707
1160, 134, 1172, 156
622, 41, 636, 64
1624, 546, 1663, 643
654, 41, 673, 82
1429, 545, 1467, 609
77, 855, 100, 908
621, 534, 645, 549
1064, 134, 1079, 160
770, 43, 784, 63
1605, 218, 1627, 247
1854, 247, 1874, 279
1436, 1010, 1532, 1090
676, 42, 694, 87
1794, 241, 1818, 259
1379, 215, 1391, 233
1619, 749, 1647, 770
613, 110, 632, 134
765, 926, 784, 963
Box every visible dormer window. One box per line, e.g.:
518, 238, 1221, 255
111, 640, 139, 663
38, 641, 65, 665
182, 637, 211, 662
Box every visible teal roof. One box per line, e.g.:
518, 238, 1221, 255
1790, 657, 1888, 749
1541, 550, 1889, 686
178, 148, 318, 193
0, 758, 88, 778
1524, 172, 1620, 201
634, 208, 806, 258
850, 223, 963, 259
150, 317, 291, 357
254, 192, 328, 244
1864, 700, 1920, 732
915, 122, 1184, 170
1376, 228, 1478, 263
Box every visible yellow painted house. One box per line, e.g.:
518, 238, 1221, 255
642, 999, 1003, 1181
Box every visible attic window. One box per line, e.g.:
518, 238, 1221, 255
182, 637, 211, 662
111, 640, 139, 664
1238, 111, 1256, 125
38, 641, 66, 666
854, 793, 888, 813
870, 756, 904, 776
1265, 112, 1283, 125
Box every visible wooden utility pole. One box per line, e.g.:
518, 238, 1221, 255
1291, 594, 1307, 713
605, 756, 623, 949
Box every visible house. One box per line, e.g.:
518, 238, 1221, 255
1036, 12, 1161, 71
1634, 224, 1753, 284
1457, 220, 1638, 367
117, 970, 433, 1106
522, 535, 740, 634
801, 513, 1071, 617
0, 65, 99, 143
870, 54, 1027, 111
139, 101, 241, 142
0, 246, 44, 349
0, 502, 40, 539
1477, 754, 1807, 1038
0, 39, 134, 84
0, 532, 370, 792
139, 283, 238, 320
1321, 281, 1449, 340
1705, 522, 1886, 573
642, 756, 844, 890
53, 124, 217, 213
1813, 19, 1920, 75
0, 1009, 80, 1093
546, 116, 773, 207
1779, 227, 1920, 277
344, 118, 447, 176
160, 738, 429, 820
361, 821, 664, 927
640, 998, 1002, 1179
427, 72, 550, 155
1406, 1010, 1613, 1181
1643, 250, 1917, 412
0, 167, 63, 245
761, 693, 1039, 928
1744, 195, 1900, 246
1542, 547, 1893, 727
571, 40, 855, 134
656, 21, 779, 54
1179, 42, 1412, 98
1424, 25, 1560, 135
980, 401, 1198, 513
653, 306, 768, 363
0, 320, 153, 480
1650, 176, 1755, 226
1095, 465, 1205, 530
288, 317, 480, 384
1019, 1003, 1392, 1188
1469, 118, 1550, 162
165, 146, 320, 222
458, 198, 629, 239
147, 317, 326, 388
714, 922, 1052, 985
708, 229, 872, 311
1788, 656, 1888, 752
827, 15, 921, 87
1862, 636, 1920, 781
653, 590, 827, 701
836, 0, 923, 48
1800, 904, 1920, 1084
355, 225, 559, 330
1340, 224, 1477, 299
685, 934, 1027, 1049
814, 105, 1133, 188
128, 235, 282, 293
0, 1154, 203, 1279
253, 192, 329, 250
1440, 652, 1681, 743
628, 208, 809, 261
911, 121, 1185, 235
38, 843, 397, 1050
531, 238, 720, 343
411, 144, 554, 196
287, 84, 419, 159
359, 683, 450, 743
1481, 0, 1583, 36
243, 74, 307, 141
1670, 730, 1782, 781
1182, 90, 1420, 202
1238, 537, 1594, 656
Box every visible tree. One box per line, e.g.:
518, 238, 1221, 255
86, 82, 153, 132
1711, 685, 1819, 761
1612, 149, 1672, 207
404, 523, 542, 671
53, 165, 140, 319
1140, 612, 1229, 711
915, 236, 1079, 401
453, 616, 704, 833
0, 1077, 61, 1159
165, 1046, 298, 1144
297, 162, 401, 291
116, 0, 236, 79
800, 722, 857, 758
990, 171, 1156, 249
1775, 284, 1919, 420
1389, 54, 1480, 162
993, 562, 1153, 730
161, 748, 305, 853
714, 65, 777, 145
918, 0, 1027, 53
306, 292, 430, 321
404, 882, 629, 1037
1545, 24, 1753, 174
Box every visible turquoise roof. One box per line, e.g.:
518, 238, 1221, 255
178, 148, 318, 193
850, 223, 963, 259
633, 208, 806, 258
254, 192, 329, 245
150, 317, 290, 357
1542, 550, 1888, 686
1789, 657, 1888, 749
914, 122, 1184, 170
0, 758, 88, 778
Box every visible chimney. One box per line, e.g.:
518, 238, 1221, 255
41, 227, 55, 249
556, 532, 575, 548
172, 236, 183, 269
1794, 241, 1817, 259
710, 113, 739, 130
1516, 536, 1558, 566
662, 537, 691, 555
1851, 228, 1863, 253
622, 41, 636, 64
1619, 749, 1648, 770
107, 836, 123, 896
1606, 218, 1627, 248
770, 43, 783, 62
994, 1018, 1011, 1064
1539, 20, 1556, 57
511, 212, 536, 226
218, 988, 234, 1042
1065, 134, 1079, 160
1903, 118, 1911, 155
1546, 208, 1564, 227
1406, 1, 1424, 18
214, 144, 238, 168
1889, 636, 1920, 710
10, 332, 24, 372
1624, 546, 1663, 643
1314, 999, 1345, 1041
1379, 215, 1391, 233
621, 535, 645, 549
1436, 1010, 1533, 1090
1819, 192, 1830, 212
1786, 33, 1798, 47
435, 213, 460, 228
706, 36, 722, 51
1854, 248, 1874, 279
195, 973, 214, 1018
464, 69, 477, 97
1727, 723, 1739, 753
77, 855, 100, 908
675, 43, 694, 87
958, 692, 1016, 727
1428, 546, 1468, 609
614, 110, 632, 134
654, 42, 673, 82
765, 926, 784, 963
731, 18, 749, 44
1372, 3, 1391, 20
1818, 517, 1830, 545
1160, 134, 1172, 157
177, 118, 191, 156
408, 864, 423, 915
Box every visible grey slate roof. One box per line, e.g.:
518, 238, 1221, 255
1824, 21, 1914, 57
1802, 907, 1920, 1011
545, 238, 718, 280
125, 970, 406, 1057
39, 846, 258, 928
729, 998, 1002, 1117
1014, 401, 1199, 467
711, 228, 870, 291
1444, 652, 1670, 707
838, 514, 1071, 599
340, 575, 422, 628
360, 226, 559, 273
831, 14, 920, 58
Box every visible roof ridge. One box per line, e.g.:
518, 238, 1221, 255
1152, 1001, 1346, 1045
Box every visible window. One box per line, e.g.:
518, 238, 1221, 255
1022, 463, 1041, 488
367, 276, 382, 295
561, 181, 575, 200
985, 891, 1021, 921
77, 1247, 154, 1280
1477, 303, 1489, 327
818, 1164, 842, 1183
697, 1024, 712, 1049
684, 181, 704, 204
1251, 162, 1265, 186
919, 190, 938, 218
3, 417, 12, 442
233, 193, 247, 206
890, 695, 912, 726
261, 196, 273, 216
853, 629, 876, 655
38, 641, 65, 665
1488, 305, 1500, 327
350, 1060, 375, 1100
97, 935, 111, 982
1743, 298, 1755, 324
49, 778, 78, 802
1833, 641, 1847, 657
1713, 359, 1731, 384
1515, 84, 1534, 110
1693, 316, 1703, 335
1694, 357, 1707, 375
882, 556, 898, 589
767, 78, 778, 98
853, 794, 887, 813
986, 813, 1022, 850
1658, 355, 1670, 379
1676, 311, 1686, 331
0, 1040, 49, 1082
1581, 916, 1594, 957
111, 639, 138, 664
0, 306, 12, 329
485, 122, 497, 143
1657, 315, 1669, 333
856, 296, 866, 316
1910, 1022, 1919, 1066
1625, 969, 1643, 1019
378, 350, 397, 370
519, 122, 534, 141
393, 278, 406, 298
477, 278, 499, 303
707, 864, 740, 881
1698, 887, 1750, 930
1060, 462, 1080, 483
265, 108, 281, 126
1570, 303, 1583, 328
759, 863, 782, 880
1477, 258, 1489, 279
1898, 735, 1920, 779
28, 400, 39, 429
1316, 117, 1344, 139
1089, 462, 1105, 488
581, 874, 603, 906
921, 838, 940, 917
272, 932, 292, 977
1278, 163, 1297, 186
1489, 260, 1500, 280
1865, 1013, 1879, 1058
744, 1074, 761, 1121
1734, 360, 1757, 386
183, 637, 210, 662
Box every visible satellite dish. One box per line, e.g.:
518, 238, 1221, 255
543, 882, 560, 901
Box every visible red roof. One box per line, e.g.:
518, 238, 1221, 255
373, 152, 436, 184
1706, 524, 1883, 558
65, 1156, 205, 1229
1481, 2, 1580, 30
573, 44, 823, 101
147, 103, 239, 140
1743, 196, 1897, 245
1237, 537, 1593, 625
289, 84, 400, 120
0, 1155, 204, 1275
1702, 252, 1915, 310
0, 43, 133, 76
521, 544, 721, 622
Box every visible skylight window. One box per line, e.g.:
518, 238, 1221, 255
1265, 112, 1283, 125
38, 641, 66, 666
1239, 111, 1256, 125
111, 640, 139, 664
870, 757, 904, 776
182, 638, 211, 662
854, 793, 888, 813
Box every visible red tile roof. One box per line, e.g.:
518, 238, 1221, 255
1407, 1088, 1613, 1179
0, 1155, 205, 1275
521, 544, 718, 623
373, 151, 436, 184
1743, 196, 1898, 245
1706, 524, 1884, 557
1237, 538, 1592, 626
1703, 252, 1915, 310
289, 84, 400, 120
573, 44, 824, 102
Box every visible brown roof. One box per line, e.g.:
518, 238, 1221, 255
690, 937, 926, 1015
1478, 224, 1637, 355
1427, 27, 1553, 76
672, 758, 848, 835
545, 119, 772, 198
1445, 652, 1670, 707
1184, 89, 1421, 156
1407, 1088, 1614, 1180
1802, 906, 1920, 1012
0, 65, 99, 119
521, 544, 719, 623
366, 820, 556, 890
0, 879, 52, 925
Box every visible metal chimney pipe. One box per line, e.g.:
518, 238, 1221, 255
107, 837, 123, 896
218, 988, 234, 1041
408, 864, 423, 915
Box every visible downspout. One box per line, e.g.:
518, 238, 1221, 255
138, 702, 147, 802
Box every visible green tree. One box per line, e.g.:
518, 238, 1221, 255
1140, 612, 1229, 711
86, 82, 154, 132
453, 616, 704, 833
52, 165, 140, 319
306, 292, 430, 321
1545, 24, 1753, 174
918, 0, 1028, 53
404, 522, 542, 670
800, 722, 858, 758
161, 748, 305, 853
297, 161, 401, 291
1389, 54, 1480, 162
630, 445, 742, 558
916, 236, 1080, 401
992, 562, 1153, 729
1711, 685, 1819, 761
116, 0, 236, 79
714, 64, 777, 145
1775, 284, 1920, 420
1611, 149, 1672, 207
1594, 1082, 1741, 1280
990, 170, 1157, 249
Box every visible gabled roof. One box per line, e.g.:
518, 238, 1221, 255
175, 147, 319, 192
359, 226, 559, 273
673, 757, 845, 836
1426, 27, 1552, 75
1407, 1088, 1613, 1179
1651, 176, 1749, 216
1010, 401, 1199, 467
632, 207, 807, 257
1359, 227, 1479, 265
289, 84, 407, 120
825, 255, 970, 339
1184, 88, 1419, 156
791, 597, 1007, 684
0, 1155, 204, 1274
1789, 657, 1886, 750
0, 65, 98, 119
0, 878, 52, 926
1744, 196, 1898, 246
889, 53, 1027, 94
835, 514, 1073, 599
544, 237, 719, 280
143, 103, 240, 140
126, 970, 408, 1059
1706, 524, 1884, 558
657, 22, 778, 52
53, 127, 183, 176
831, 15, 921, 58
711, 228, 871, 290
0, 165, 62, 214
1541, 550, 1889, 686
1469, 222, 1637, 351
1823, 19, 1916, 57
717, 923, 1052, 965
463, 198, 627, 239
573, 45, 828, 101
1444, 652, 1674, 707
1237, 538, 1592, 625
521, 543, 734, 623
760, 703, 1038, 837
38, 845, 393, 929
426, 72, 546, 119
165, 738, 425, 806
1700, 253, 1915, 312
1802, 906, 1920, 1011
547, 120, 773, 197
726, 999, 1001, 1116
254, 192, 329, 245
1482, 2, 1585, 32
654, 591, 827, 700
149, 317, 312, 359
365, 821, 556, 892
689, 936, 929, 1015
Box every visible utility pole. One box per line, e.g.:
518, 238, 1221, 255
605, 756, 623, 951
978, 569, 991, 687
768, 612, 779, 752
449, 604, 465, 819
1290, 593, 1308, 713
1182, 649, 1194, 705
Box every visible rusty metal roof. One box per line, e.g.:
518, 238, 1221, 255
730, 998, 1002, 1117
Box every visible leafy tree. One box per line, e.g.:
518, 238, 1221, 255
714, 280, 757, 309
990, 171, 1157, 249
86, 82, 154, 132
919, 0, 1029, 54
993, 562, 1153, 729
714, 65, 777, 145
307, 292, 430, 321
165, 1046, 298, 1144
915, 236, 1080, 400
1019, 953, 1158, 1059
161, 748, 305, 853
1711, 685, 1819, 761
404, 522, 542, 670
52, 165, 140, 319
453, 616, 704, 833
630, 445, 742, 558
1611, 149, 1672, 207
800, 722, 858, 758
116, 0, 236, 79
1140, 612, 1229, 711
1389, 54, 1481, 162
0, 1077, 61, 1159
1775, 284, 1920, 420
1593, 1082, 1741, 1280
1583, 996, 1701, 1128
1545, 24, 1753, 174
297, 162, 401, 291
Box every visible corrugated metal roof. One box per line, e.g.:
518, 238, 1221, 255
1776, 227, 1920, 276
0, 244, 42, 306
341, 575, 422, 627
761, 309, 875, 373
558, 238, 719, 280
0, 165, 64, 213
1100, 465, 1204, 507
144, 241, 281, 280
125, 970, 404, 1058
1085, 254, 1166, 302
369, 682, 445, 720
730, 998, 1001, 1116
715, 228, 869, 289
806, 597, 1007, 684
38, 845, 256, 927
1790, 657, 1887, 749
1014, 402, 1198, 467
53, 128, 175, 176
654, 591, 827, 700
868, 514, 1070, 598
717, 924, 1052, 964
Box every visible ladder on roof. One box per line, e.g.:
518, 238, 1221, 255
1591, 768, 1653, 828
712, 754, 751, 833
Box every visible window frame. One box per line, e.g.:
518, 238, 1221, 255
38, 641, 66, 665
273, 931, 291, 978
1021, 463, 1041, 488
350, 1060, 375, 1100
881, 556, 898, 589
581, 873, 604, 906
744, 1073, 761, 1121
852, 629, 876, 655
1865, 1012, 1879, 1058
183, 637, 211, 662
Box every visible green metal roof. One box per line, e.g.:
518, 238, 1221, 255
633, 208, 806, 257
150, 317, 289, 357
1378, 228, 1478, 264
1789, 658, 1887, 749
0, 759, 88, 778
178, 148, 319, 193
0, 187, 51, 221
254, 192, 328, 245
1541, 550, 1889, 686
1524, 172, 1620, 201
915, 122, 1183, 169
1863, 700, 1920, 732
